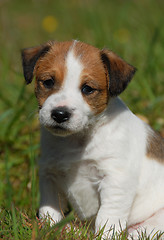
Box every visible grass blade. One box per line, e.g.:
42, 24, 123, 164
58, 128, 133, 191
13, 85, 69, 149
11, 205, 19, 240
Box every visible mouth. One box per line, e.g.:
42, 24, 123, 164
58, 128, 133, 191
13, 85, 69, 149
53, 126, 65, 130
46, 125, 72, 136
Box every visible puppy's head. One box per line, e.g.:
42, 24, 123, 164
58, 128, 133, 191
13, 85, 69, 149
21, 40, 136, 136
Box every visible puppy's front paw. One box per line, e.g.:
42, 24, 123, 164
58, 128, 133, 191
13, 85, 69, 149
39, 206, 63, 226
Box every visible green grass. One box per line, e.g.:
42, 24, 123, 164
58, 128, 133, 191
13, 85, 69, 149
0, 0, 164, 239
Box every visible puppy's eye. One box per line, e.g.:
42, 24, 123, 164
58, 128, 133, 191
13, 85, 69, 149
43, 78, 54, 89
81, 85, 95, 95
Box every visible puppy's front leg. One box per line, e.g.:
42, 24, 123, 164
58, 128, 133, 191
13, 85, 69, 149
95, 174, 136, 237
39, 173, 66, 225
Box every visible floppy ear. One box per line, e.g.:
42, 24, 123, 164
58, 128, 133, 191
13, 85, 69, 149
100, 49, 136, 96
21, 43, 52, 84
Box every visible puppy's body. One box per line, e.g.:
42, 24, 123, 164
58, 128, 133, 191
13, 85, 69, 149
39, 98, 164, 233
21, 40, 164, 238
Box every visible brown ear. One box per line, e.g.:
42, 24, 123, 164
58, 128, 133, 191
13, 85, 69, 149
21, 43, 52, 84
100, 49, 136, 96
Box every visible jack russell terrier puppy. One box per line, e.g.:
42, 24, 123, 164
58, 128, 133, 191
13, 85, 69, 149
21, 40, 164, 238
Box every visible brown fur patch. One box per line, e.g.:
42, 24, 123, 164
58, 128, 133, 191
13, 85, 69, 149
34, 41, 74, 108
100, 49, 136, 97
74, 41, 109, 114
21, 43, 51, 84
147, 128, 164, 163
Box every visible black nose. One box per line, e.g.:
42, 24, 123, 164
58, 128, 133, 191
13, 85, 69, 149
51, 107, 71, 123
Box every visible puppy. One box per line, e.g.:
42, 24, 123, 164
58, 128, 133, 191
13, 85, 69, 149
21, 40, 164, 238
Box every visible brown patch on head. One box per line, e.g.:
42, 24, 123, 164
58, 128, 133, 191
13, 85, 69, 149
34, 41, 75, 108
21, 43, 52, 84
73, 41, 109, 114
100, 49, 136, 97
21, 41, 74, 108
73, 41, 136, 115
147, 127, 164, 163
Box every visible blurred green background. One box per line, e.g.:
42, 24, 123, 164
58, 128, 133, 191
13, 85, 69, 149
0, 0, 164, 237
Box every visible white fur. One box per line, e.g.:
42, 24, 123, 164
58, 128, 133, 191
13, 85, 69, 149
38, 47, 164, 238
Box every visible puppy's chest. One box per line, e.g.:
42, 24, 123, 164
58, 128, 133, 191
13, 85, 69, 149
64, 160, 103, 219
41, 132, 106, 219
42, 143, 103, 219
46, 158, 102, 219
42, 132, 102, 169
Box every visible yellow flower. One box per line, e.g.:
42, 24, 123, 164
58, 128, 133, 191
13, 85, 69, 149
114, 28, 130, 43
42, 16, 58, 33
